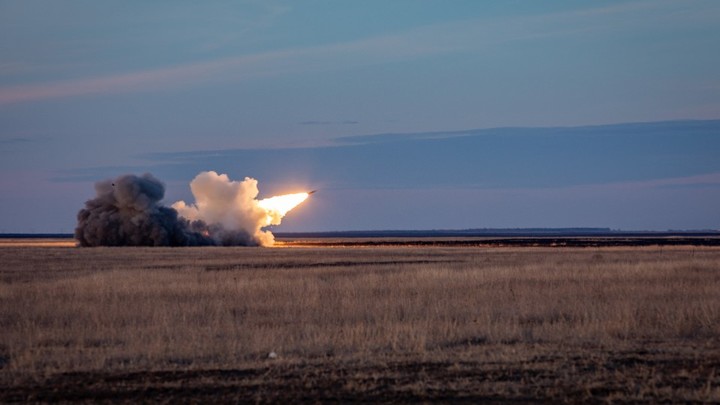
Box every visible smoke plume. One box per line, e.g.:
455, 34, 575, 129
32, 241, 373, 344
172, 171, 276, 246
75, 171, 307, 247
75, 173, 213, 246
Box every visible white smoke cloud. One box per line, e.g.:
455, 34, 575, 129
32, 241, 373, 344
172, 171, 275, 246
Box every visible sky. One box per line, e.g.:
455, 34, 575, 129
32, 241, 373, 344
1, 0, 719, 233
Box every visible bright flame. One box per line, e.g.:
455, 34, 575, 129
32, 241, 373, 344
258, 192, 309, 226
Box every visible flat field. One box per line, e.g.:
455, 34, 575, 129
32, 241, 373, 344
1, 239, 720, 402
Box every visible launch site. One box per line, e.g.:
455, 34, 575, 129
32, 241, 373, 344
2, 1, 720, 403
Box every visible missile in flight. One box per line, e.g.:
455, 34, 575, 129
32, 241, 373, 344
308, 190, 317, 195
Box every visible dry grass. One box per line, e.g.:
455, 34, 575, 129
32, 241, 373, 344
1, 242, 719, 401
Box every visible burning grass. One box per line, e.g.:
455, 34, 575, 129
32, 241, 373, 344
1, 243, 719, 401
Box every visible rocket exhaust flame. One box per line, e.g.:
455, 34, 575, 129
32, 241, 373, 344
258, 192, 310, 226
75, 171, 311, 247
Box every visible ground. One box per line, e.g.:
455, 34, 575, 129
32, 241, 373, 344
1, 237, 719, 403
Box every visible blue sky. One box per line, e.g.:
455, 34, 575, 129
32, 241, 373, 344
1, 1, 719, 232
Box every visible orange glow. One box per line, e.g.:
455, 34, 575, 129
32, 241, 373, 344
258, 192, 310, 226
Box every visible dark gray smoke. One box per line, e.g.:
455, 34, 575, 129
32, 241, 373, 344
75, 173, 253, 247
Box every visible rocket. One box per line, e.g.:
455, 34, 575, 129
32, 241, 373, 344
308, 190, 317, 195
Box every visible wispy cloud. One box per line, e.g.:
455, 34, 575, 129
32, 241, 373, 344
0, 33, 447, 105
1, 0, 716, 105
0, 52, 281, 105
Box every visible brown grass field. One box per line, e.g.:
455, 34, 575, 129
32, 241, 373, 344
1, 238, 720, 402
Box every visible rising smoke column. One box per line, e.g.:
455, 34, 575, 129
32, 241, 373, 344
75, 173, 213, 247
172, 171, 278, 246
